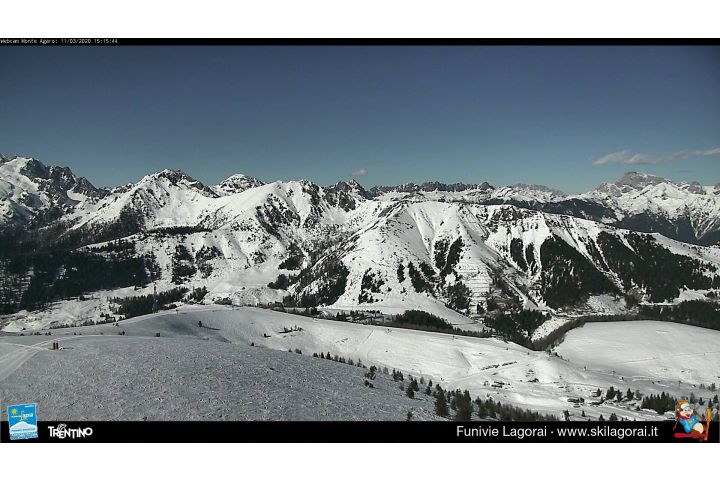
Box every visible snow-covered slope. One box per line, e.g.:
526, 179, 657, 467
3, 306, 716, 421
555, 321, 720, 387
69, 169, 219, 231
0, 309, 439, 421
292, 201, 720, 322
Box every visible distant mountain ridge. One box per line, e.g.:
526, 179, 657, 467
367, 171, 720, 245
1, 154, 719, 329
3, 155, 718, 244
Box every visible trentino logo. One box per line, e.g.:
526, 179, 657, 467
7, 403, 38, 440
48, 423, 94, 440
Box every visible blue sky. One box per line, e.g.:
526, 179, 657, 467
0, 45, 718, 193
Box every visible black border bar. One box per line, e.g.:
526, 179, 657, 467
1, 38, 719, 46
1, 421, 717, 443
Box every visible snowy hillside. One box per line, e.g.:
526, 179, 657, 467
0, 315, 439, 421
2, 306, 717, 421
291, 201, 720, 323
555, 321, 720, 387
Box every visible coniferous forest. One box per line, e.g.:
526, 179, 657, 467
0, 247, 158, 313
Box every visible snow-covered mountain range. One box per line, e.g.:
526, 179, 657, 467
370, 172, 720, 245
1, 154, 719, 329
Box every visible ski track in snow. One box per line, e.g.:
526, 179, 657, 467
0, 338, 57, 382
0, 335, 111, 382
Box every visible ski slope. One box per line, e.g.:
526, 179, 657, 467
0, 325, 438, 421
2, 306, 718, 421
555, 321, 720, 387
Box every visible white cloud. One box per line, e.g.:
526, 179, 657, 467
695, 147, 720, 156
592, 150, 630, 165
592, 147, 720, 165
351, 167, 367, 177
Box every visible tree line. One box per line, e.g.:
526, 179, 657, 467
111, 287, 188, 318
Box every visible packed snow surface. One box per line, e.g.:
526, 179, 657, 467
0, 315, 438, 421
2, 306, 718, 421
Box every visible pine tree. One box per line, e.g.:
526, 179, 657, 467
477, 401, 487, 419
626, 388, 634, 401
435, 389, 448, 417
406, 385, 415, 398
455, 402, 472, 421
455, 390, 473, 421
606, 386, 616, 400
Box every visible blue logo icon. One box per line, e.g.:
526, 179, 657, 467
7, 403, 38, 440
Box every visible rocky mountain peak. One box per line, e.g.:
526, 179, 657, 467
616, 171, 667, 189
214, 173, 265, 195
140, 169, 218, 197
